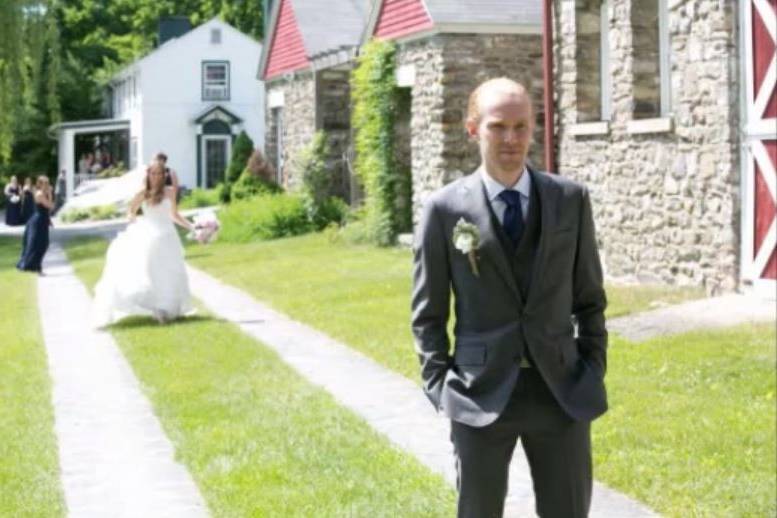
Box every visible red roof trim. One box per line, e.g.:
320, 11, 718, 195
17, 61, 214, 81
264, 0, 311, 79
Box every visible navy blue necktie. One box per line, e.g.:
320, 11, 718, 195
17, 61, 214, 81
498, 190, 525, 248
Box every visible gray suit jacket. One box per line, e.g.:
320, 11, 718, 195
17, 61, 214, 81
411, 168, 608, 427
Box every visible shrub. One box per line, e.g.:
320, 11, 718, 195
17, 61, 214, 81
96, 161, 127, 179
217, 181, 232, 204
59, 203, 120, 223
179, 188, 220, 209
244, 148, 276, 183
231, 168, 282, 201
225, 131, 254, 184
217, 193, 311, 243
289, 130, 348, 230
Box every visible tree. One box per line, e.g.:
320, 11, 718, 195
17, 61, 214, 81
225, 130, 254, 183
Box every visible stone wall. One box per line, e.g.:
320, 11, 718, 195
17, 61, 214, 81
399, 33, 545, 224
316, 69, 353, 201
264, 73, 316, 189
554, 0, 740, 293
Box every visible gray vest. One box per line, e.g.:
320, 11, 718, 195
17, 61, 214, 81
486, 183, 542, 302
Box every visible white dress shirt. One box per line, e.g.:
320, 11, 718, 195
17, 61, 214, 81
480, 166, 531, 224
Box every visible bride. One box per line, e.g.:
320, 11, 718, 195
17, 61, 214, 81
92, 161, 195, 327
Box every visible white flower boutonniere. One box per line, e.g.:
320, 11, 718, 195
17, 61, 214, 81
453, 218, 480, 277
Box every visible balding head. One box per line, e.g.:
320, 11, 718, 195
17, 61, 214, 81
467, 78, 533, 124
465, 78, 535, 182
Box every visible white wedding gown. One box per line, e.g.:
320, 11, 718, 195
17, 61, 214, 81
92, 197, 194, 327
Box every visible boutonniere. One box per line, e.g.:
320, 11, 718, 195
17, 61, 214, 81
453, 218, 480, 277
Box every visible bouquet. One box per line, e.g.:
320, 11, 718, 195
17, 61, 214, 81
9, 195, 20, 204
187, 212, 220, 244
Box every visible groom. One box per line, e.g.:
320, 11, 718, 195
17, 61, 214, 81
411, 78, 608, 517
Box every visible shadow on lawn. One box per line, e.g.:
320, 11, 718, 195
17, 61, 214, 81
106, 314, 223, 330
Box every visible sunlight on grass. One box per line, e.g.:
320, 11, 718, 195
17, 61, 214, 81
0, 237, 65, 516
595, 324, 776, 517
185, 232, 706, 382
64, 237, 457, 516
67, 233, 774, 517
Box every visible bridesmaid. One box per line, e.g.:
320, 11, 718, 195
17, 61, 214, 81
17, 175, 53, 275
20, 177, 35, 223
3, 176, 22, 226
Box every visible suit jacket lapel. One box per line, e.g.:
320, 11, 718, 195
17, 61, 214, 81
525, 168, 560, 310
461, 172, 524, 308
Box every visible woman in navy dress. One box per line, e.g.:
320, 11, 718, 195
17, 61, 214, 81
17, 176, 53, 274
20, 177, 35, 223
3, 176, 22, 226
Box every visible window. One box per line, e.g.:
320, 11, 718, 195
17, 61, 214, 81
202, 61, 230, 101
211, 28, 221, 44
575, 0, 610, 121
631, 0, 670, 119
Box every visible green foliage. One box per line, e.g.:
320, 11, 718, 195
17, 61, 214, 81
289, 130, 347, 229
96, 161, 127, 179
230, 167, 282, 201
351, 39, 406, 246
2, 1, 265, 176
58, 203, 120, 223
216, 181, 232, 204
178, 187, 220, 209
225, 131, 254, 184
217, 194, 311, 242
0, 1, 60, 173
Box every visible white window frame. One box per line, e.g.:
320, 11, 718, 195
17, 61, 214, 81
600, 0, 611, 121
658, 0, 671, 117
202, 61, 230, 101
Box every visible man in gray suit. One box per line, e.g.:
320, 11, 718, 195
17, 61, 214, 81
411, 78, 608, 517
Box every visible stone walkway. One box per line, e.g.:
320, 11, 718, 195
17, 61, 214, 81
38, 244, 209, 517
609, 293, 776, 342
187, 266, 658, 517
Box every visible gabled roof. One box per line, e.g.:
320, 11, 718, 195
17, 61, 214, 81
259, 0, 369, 79
193, 105, 243, 124
111, 18, 262, 82
364, 0, 542, 44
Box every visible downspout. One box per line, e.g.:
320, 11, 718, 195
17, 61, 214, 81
542, 0, 556, 173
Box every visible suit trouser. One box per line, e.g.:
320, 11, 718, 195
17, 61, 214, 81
450, 368, 592, 518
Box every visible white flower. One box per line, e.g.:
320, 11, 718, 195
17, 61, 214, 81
454, 233, 474, 254
452, 218, 480, 277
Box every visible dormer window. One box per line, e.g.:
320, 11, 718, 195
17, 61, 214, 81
211, 28, 221, 44
202, 61, 229, 101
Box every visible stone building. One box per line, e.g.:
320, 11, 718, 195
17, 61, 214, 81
553, 0, 776, 295
362, 0, 545, 222
259, 0, 369, 199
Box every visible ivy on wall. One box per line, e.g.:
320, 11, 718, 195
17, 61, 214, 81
350, 38, 404, 246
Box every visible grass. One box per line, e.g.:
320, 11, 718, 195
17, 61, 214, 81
605, 283, 706, 318
184, 232, 706, 382
64, 237, 457, 517
67, 233, 774, 516
594, 324, 776, 517
0, 237, 65, 517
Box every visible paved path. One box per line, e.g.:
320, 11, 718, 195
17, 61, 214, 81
609, 293, 776, 342
38, 244, 209, 518
187, 266, 658, 517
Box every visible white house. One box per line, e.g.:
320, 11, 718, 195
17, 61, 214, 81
51, 17, 265, 199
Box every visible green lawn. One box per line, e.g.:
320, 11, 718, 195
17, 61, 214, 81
64, 237, 456, 517
67, 233, 775, 517
185, 232, 705, 382
0, 238, 65, 517
595, 324, 776, 517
